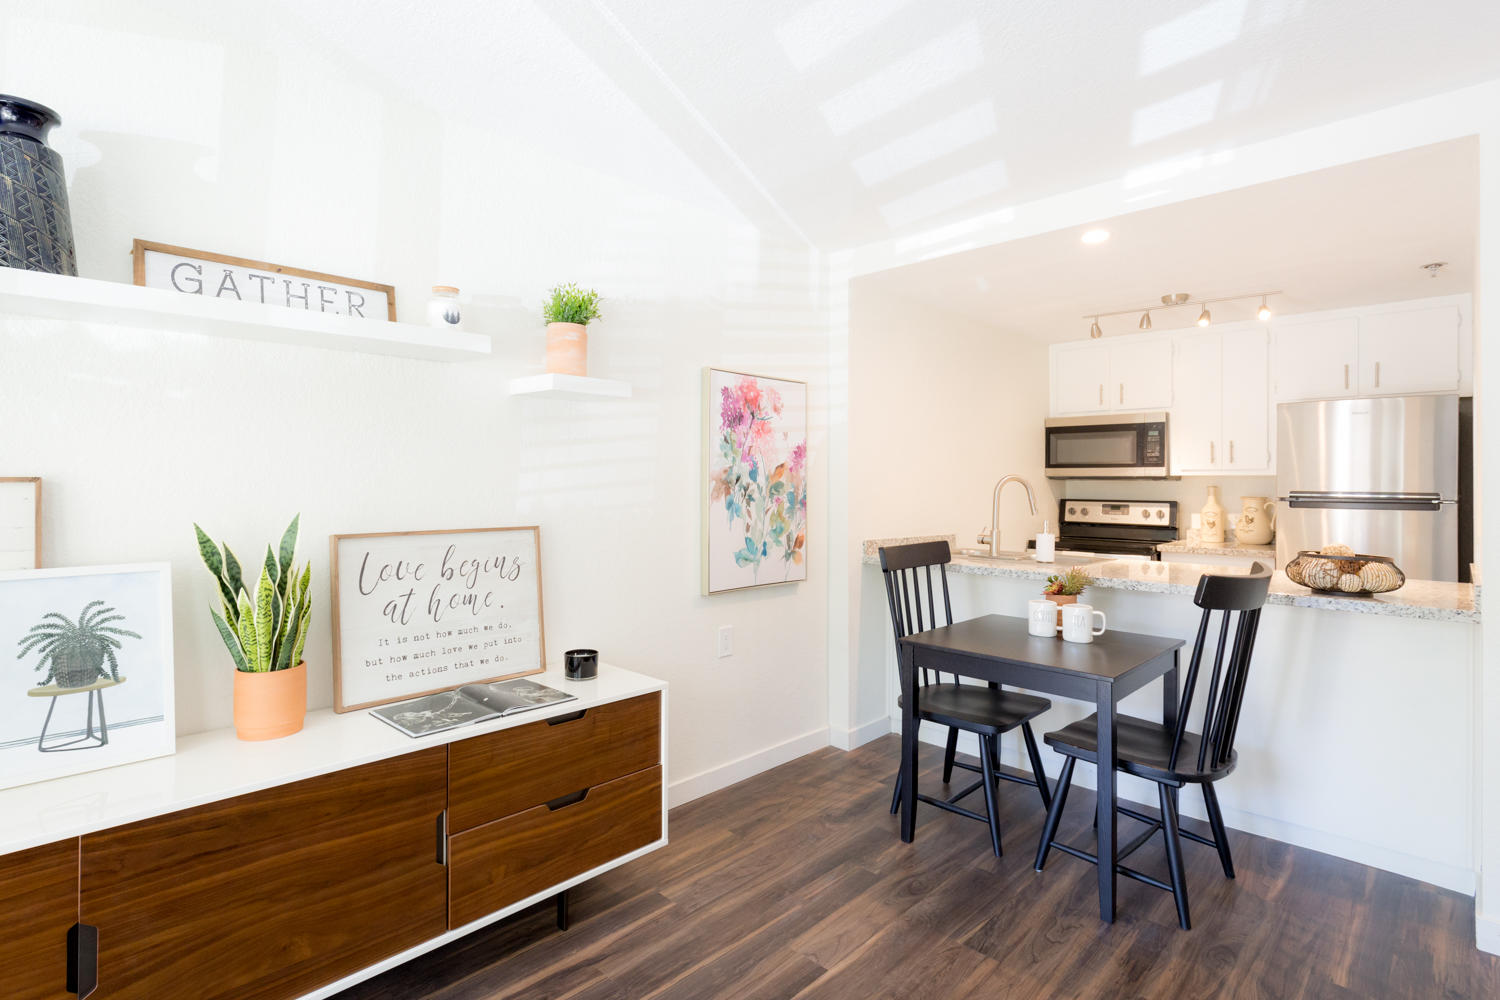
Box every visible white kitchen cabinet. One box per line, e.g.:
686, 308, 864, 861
1272, 316, 1358, 401
1050, 338, 1172, 415
1170, 326, 1271, 475
1357, 304, 1461, 396
1109, 339, 1173, 410
1220, 327, 1270, 471
1170, 333, 1221, 473
1051, 342, 1111, 413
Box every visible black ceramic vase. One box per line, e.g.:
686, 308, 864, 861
0, 95, 77, 276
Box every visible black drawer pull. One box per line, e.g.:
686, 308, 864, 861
546, 788, 589, 811
68, 922, 98, 998
547, 710, 587, 726
435, 810, 448, 865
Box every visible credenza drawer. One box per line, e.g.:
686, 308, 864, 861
449, 764, 662, 928
447, 692, 660, 832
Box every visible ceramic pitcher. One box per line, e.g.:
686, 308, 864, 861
1234, 496, 1276, 545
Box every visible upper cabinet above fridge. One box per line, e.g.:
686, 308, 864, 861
1271, 301, 1466, 402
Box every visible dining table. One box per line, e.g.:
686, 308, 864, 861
896, 613, 1184, 923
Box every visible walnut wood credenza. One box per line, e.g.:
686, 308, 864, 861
0, 665, 667, 1000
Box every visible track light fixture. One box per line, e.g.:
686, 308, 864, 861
1081, 290, 1279, 338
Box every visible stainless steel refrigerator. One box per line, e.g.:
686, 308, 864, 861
1276, 395, 1468, 582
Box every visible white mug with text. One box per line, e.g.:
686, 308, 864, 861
1027, 599, 1059, 637
1060, 603, 1107, 643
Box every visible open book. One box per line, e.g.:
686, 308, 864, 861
370, 678, 577, 738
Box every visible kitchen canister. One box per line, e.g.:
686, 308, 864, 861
0, 95, 77, 275
1200, 486, 1226, 545
426, 285, 463, 330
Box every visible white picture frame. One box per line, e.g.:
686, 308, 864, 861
329, 526, 546, 713
0, 477, 41, 570
703, 368, 809, 594
0, 563, 175, 790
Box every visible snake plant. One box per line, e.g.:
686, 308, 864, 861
194, 515, 311, 672
17, 601, 140, 688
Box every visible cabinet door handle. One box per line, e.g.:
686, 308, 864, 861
1344, 363, 1350, 390
435, 809, 448, 865
67, 923, 99, 998
546, 788, 590, 811
1229, 440, 1235, 464
1375, 361, 1380, 388
546, 710, 587, 726
1209, 441, 1215, 464
1098, 383, 1103, 405
1118, 383, 1124, 405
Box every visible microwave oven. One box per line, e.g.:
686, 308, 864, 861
1044, 412, 1171, 479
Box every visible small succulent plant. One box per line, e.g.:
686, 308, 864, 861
542, 283, 602, 325
1043, 566, 1094, 597
194, 515, 311, 673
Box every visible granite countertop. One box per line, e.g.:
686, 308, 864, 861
1157, 539, 1277, 559
863, 538, 1478, 623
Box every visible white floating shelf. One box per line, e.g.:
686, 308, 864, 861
0, 267, 491, 362
508, 373, 633, 398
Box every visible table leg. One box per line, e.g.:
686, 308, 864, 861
899, 642, 918, 843
1096, 680, 1117, 923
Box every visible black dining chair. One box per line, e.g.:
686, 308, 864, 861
879, 540, 1053, 858
1033, 562, 1271, 929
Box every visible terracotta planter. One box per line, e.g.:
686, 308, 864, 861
233, 662, 307, 741
545, 321, 588, 376
1045, 592, 1080, 629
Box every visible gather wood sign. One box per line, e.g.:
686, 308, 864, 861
132, 239, 396, 320
330, 526, 546, 712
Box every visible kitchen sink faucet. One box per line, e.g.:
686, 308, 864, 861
979, 475, 1038, 557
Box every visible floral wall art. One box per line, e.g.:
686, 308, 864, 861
703, 369, 808, 594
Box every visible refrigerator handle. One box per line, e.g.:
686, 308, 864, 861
1279, 492, 1450, 511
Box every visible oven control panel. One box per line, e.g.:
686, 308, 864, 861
1061, 500, 1176, 528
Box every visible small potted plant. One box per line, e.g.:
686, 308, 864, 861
1043, 566, 1094, 626
543, 282, 601, 376
193, 515, 313, 741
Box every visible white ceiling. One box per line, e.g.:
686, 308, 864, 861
857, 137, 1478, 342
586, 0, 1500, 248
280, 0, 1500, 252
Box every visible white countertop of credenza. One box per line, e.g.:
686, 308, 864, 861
863, 538, 1478, 623
0, 664, 665, 857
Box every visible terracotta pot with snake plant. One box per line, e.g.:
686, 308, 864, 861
194, 515, 313, 741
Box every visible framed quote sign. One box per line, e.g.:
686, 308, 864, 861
132, 239, 397, 320
330, 526, 545, 713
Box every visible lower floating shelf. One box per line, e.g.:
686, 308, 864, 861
508, 373, 633, 399
0, 266, 491, 362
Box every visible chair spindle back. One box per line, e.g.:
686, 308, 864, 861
878, 541, 956, 688
1168, 562, 1271, 773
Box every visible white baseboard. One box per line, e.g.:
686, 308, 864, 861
1477, 912, 1500, 955
668, 726, 830, 808
830, 716, 893, 751
906, 717, 1477, 896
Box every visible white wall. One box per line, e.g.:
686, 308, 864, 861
844, 279, 1054, 740
0, 0, 830, 804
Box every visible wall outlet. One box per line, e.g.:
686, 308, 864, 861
717, 625, 733, 658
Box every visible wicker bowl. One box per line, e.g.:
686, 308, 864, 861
1284, 550, 1405, 595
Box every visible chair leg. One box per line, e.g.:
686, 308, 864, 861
1159, 784, 1192, 931
977, 734, 1003, 858
889, 768, 902, 816
1034, 755, 1075, 872
1201, 783, 1235, 879
1021, 722, 1052, 810
942, 727, 959, 784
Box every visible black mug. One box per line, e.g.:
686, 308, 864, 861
564, 649, 598, 680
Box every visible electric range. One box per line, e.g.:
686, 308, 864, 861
1053, 499, 1178, 561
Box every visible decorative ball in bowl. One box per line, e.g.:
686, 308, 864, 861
1284, 544, 1405, 595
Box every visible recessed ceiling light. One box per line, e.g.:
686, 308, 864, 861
1081, 228, 1110, 245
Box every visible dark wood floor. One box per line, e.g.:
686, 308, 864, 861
336, 735, 1498, 999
